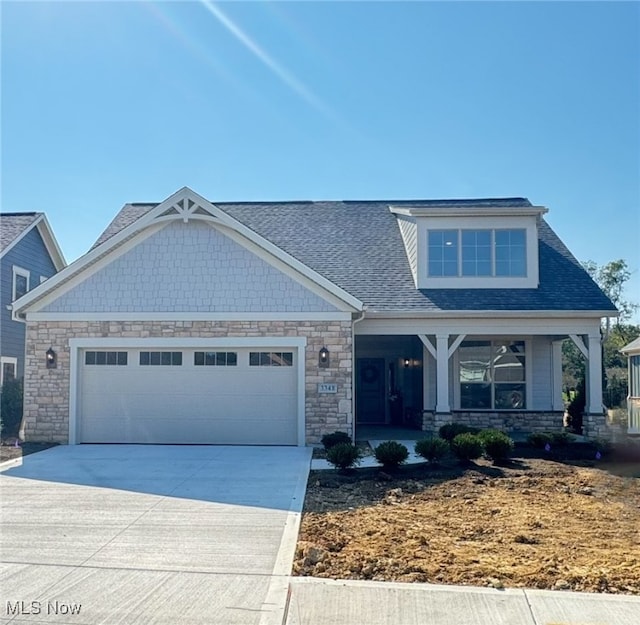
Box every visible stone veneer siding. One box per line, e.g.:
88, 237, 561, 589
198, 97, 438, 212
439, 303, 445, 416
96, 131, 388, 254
422, 411, 565, 436
23, 320, 353, 445
422, 410, 611, 440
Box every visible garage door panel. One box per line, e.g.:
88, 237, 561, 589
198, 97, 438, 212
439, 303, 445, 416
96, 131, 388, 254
79, 347, 299, 445
82, 414, 296, 445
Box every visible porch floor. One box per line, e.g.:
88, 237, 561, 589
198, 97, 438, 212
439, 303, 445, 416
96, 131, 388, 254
355, 424, 426, 442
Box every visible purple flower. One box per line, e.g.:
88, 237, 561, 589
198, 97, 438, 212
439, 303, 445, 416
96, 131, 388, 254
544, 443, 551, 452
595, 451, 602, 461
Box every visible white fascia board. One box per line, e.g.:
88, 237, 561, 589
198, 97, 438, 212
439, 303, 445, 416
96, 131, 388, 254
356, 315, 604, 336
389, 205, 549, 218
69, 336, 308, 349
26, 312, 353, 322
36, 215, 67, 270
362, 310, 617, 319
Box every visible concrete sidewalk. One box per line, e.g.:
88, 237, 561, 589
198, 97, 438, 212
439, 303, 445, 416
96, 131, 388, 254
285, 577, 640, 625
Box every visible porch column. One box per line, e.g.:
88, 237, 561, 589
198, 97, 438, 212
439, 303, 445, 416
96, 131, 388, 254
586, 332, 604, 415
436, 334, 450, 413
551, 340, 565, 411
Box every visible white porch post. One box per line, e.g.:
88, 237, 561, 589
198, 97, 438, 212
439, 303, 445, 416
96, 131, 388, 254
586, 332, 604, 415
551, 340, 565, 411
435, 334, 450, 413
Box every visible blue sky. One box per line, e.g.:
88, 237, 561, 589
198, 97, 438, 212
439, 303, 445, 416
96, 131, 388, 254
2, 1, 639, 317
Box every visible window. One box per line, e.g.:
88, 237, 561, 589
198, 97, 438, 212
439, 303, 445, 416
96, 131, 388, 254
85, 351, 128, 366
249, 352, 293, 367
428, 229, 526, 277
139, 351, 182, 366
12, 266, 30, 301
0, 357, 17, 385
428, 230, 458, 277
459, 340, 526, 409
194, 351, 237, 366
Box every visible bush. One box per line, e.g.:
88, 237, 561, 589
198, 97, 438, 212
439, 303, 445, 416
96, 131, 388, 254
0, 378, 23, 439
321, 430, 352, 451
549, 431, 574, 447
374, 441, 409, 469
326, 442, 361, 470
415, 437, 449, 463
439, 423, 479, 442
479, 430, 514, 463
527, 432, 553, 448
450, 433, 484, 462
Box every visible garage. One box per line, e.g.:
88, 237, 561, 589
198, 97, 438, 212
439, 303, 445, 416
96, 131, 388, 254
77, 345, 301, 445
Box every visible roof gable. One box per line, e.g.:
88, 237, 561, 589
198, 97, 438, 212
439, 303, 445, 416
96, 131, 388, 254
0, 212, 66, 270
14, 187, 362, 315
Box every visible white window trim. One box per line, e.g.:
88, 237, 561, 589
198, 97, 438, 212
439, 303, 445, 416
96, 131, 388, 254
453, 338, 532, 410
0, 357, 18, 386
416, 215, 539, 289
12, 266, 30, 301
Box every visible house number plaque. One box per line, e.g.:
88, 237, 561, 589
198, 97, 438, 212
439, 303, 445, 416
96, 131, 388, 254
318, 383, 338, 394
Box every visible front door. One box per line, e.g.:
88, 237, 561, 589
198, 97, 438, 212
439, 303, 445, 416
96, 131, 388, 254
356, 358, 386, 423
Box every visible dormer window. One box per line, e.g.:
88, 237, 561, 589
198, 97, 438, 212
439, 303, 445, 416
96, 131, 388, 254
427, 228, 527, 278
390, 203, 546, 290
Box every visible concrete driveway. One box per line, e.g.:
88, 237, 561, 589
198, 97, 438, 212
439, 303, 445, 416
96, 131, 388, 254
0, 444, 312, 625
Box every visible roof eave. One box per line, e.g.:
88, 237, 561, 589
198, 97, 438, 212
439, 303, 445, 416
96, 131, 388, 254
362, 309, 619, 319
389, 205, 549, 218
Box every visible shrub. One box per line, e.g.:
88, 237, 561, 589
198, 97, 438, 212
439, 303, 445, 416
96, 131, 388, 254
479, 430, 514, 463
374, 441, 409, 469
527, 432, 553, 449
450, 433, 484, 462
415, 437, 449, 463
325, 442, 361, 470
439, 423, 479, 442
321, 430, 352, 451
0, 378, 23, 439
549, 431, 574, 447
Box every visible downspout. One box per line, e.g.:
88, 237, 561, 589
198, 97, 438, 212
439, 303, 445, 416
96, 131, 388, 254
351, 309, 366, 441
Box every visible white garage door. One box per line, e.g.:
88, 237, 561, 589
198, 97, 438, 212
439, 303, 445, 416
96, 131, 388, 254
79, 347, 298, 445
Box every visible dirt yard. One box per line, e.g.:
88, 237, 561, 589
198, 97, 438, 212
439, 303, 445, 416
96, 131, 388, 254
295, 454, 640, 594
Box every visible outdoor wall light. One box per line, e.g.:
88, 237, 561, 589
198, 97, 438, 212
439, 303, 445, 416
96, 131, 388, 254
319, 346, 330, 368
46, 347, 57, 369
403, 358, 411, 368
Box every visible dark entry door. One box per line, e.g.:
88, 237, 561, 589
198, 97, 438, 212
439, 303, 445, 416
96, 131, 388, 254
356, 358, 386, 423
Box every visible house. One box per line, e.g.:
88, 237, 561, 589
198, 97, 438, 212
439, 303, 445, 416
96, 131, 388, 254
621, 337, 640, 434
0, 213, 66, 385
12, 187, 617, 446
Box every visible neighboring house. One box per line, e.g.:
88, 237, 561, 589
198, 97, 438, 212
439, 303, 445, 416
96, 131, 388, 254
12, 187, 617, 446
0, 213, 66, 384
621, 337, 640, 434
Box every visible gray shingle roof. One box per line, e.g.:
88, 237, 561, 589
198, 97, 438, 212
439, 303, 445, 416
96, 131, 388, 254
91, 198, 617, 314
0, 212, 40, 253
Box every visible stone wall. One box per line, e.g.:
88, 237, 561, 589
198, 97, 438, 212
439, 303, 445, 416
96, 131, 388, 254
421, 410, 565, 435
23, 319, 353, 445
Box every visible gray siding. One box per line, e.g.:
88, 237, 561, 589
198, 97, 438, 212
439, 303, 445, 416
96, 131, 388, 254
43, 221, 339, 314
1, 227, 58, 378
531, 336, 553, 410
396, 216, 418, 283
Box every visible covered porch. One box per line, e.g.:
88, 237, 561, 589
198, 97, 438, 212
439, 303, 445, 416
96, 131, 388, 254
353, 315, 608, 440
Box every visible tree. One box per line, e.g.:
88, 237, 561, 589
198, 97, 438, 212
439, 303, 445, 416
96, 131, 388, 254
583, 259, 639, 325
563, 259, 640, 409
